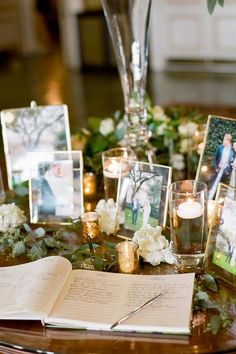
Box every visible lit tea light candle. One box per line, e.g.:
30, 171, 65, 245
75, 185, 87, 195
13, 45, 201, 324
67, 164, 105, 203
103, 159, 121, 179
177, 200, 203, 219
83, 172, 96, 198
116, 241, 139, 274
81, 211, 101, 243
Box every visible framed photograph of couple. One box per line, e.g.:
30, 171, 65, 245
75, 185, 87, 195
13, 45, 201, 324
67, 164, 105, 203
1, 104, 71, 189
116, 159, 172, 238
204, 183, 236, 288
196, 115, 236, 200
28, 151, 83, 225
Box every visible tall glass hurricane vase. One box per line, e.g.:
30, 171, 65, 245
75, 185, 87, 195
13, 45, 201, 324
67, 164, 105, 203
102, 0, 152, 148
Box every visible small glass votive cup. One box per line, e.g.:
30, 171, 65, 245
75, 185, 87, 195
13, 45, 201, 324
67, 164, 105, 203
169, 180, 208, 273
83, 172, 96, 199
102, 147, 136, 201
115, 240, 139, 274
81, 211, 101, 243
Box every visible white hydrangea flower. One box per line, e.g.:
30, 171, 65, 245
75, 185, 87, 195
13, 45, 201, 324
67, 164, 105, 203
180, 138, 191, 153
95, 198, 122, 235
133, 225, 174, 266
0, 203, 27, 232
99, 118, 114, 136
152, 105, 168, 122
171, 153, 185, 171
178, 122, 198, 137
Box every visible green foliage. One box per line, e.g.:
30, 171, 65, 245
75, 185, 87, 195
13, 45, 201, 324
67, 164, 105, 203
72, 102, 207, 174
194, 272, 235, 334
64, 241, 117, 271
0, 224, 68, 261
207, 0, 224, 14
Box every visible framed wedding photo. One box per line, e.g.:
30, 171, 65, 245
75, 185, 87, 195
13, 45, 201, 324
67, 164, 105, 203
1, 104, 71, 189
196, 115, 236, 200
28, 151, 83, 225
204, 183, 236, 288
116, 159, 172, 238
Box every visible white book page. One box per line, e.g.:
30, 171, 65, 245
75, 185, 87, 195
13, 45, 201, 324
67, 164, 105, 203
0, 256, 72, 319
46, 271, 194, 333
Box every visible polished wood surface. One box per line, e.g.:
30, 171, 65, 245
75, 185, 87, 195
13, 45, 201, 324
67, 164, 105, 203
0, 262, 235, 354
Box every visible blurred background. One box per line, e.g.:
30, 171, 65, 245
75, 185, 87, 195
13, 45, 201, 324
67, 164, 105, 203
1, 0, 236, 132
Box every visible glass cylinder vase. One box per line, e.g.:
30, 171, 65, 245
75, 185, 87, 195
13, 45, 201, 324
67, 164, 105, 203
102, 0, 152, 149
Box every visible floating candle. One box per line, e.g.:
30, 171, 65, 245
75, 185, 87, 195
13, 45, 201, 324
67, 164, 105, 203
177, 200, 203, 219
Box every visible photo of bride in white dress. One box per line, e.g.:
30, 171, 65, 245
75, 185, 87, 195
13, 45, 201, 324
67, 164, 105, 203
141, 195, 151, 227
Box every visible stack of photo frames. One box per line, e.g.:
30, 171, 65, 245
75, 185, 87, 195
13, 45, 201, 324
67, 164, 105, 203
196, 115, 236, 288
1, 103, 83, 224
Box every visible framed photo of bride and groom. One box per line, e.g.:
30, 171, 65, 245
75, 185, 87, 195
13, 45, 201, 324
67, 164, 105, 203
205, 183, 236, 288
116, 159, 172, 238
196, 115, 236, 200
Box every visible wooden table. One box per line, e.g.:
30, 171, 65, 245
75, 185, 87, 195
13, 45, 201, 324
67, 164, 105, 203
0, 261, 235, 354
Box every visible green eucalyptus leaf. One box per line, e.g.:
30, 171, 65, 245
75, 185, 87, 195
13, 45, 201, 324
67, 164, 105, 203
207, 0, 217, 14
12, 241, 25, 257
195, 291, 209, 301
14, 184, 29, 197
23, 223, 32, 234
209, 315, 221, 335
43, 237, 62, 249
34, 227, 46, 238
218, 0, 224, 7
203, 273, 218, 292
28, 244, 47, 261
93, 256, 104, 271
87, 117, 101, 132
88, 134, 109, 154
103, 241, 117, 249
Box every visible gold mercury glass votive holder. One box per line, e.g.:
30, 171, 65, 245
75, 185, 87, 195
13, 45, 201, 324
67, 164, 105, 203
81, 211, 101, 243
115, 240, 139, 274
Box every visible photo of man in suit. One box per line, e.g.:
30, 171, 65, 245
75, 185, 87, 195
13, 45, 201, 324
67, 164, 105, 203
209, 133, 235, 199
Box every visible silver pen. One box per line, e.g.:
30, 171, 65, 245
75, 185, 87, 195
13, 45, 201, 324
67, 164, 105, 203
110, 292, 163, 330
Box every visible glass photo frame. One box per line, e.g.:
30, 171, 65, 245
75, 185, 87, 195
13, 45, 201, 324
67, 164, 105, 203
204, 183, 236, 288
196, 115, 236, 200
116, 159, 172, 238
28, 151, 83, 225
1, 104, 71, 189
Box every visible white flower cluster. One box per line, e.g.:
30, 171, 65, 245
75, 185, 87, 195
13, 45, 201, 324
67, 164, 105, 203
99, 118, 115, 136
171, 153, 185, 171
0, 203, 26, 232
152, 105, 170, 136
133, 225, 174, 266
178, 122, 199, 154
95, 198, 123, 235
178, 121, 198, 137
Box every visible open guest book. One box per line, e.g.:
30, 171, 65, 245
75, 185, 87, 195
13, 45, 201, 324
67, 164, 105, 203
0, 256, 195, 334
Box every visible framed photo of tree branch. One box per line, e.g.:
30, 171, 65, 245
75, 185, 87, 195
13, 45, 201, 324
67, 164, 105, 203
28, 151, 83, 225
196, 115, 236, 200
204, 183, 236, 288
1, 104, 71, 189
116, 159, 172, 238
